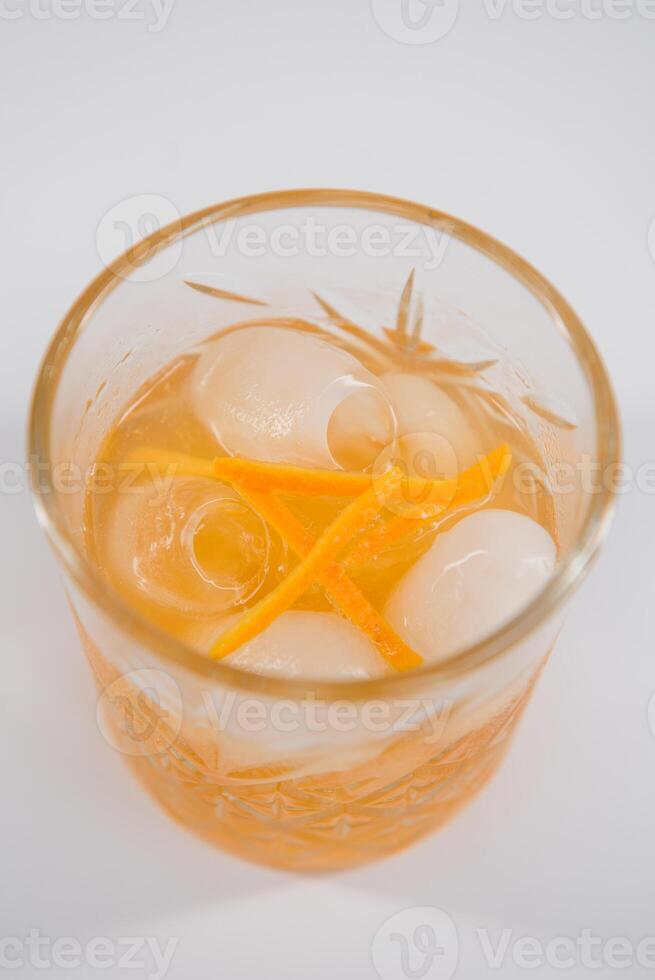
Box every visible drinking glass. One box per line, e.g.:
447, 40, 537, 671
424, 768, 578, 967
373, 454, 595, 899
29, 190, 620, 869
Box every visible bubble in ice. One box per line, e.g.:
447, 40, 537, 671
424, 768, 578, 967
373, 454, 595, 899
194, 611, 389, 680
385, 509, 556, 663
101, 476, 271, 616
383, 371, 481, 472
193, 326, 396, 469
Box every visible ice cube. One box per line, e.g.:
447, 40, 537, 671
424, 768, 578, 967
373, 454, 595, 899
193, 326, 395, 469
99, 476, 271, 616
383, 371, 480, 472
385, 509, 556, 663
193, 611, 389, 680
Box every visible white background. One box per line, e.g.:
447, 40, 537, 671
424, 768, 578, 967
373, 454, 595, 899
2, 2, 655, 978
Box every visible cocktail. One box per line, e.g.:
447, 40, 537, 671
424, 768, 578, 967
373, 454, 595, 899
29, 190, 619, 869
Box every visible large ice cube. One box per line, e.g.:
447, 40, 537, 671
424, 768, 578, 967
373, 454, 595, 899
99, 476, 271, 616
385, 509, 556, 663
193, 326, 395, 469
383, 371, 480, 473
195, 611, 388, 680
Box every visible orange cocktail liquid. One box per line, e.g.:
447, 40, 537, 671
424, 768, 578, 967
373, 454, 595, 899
82, 318, 555, 869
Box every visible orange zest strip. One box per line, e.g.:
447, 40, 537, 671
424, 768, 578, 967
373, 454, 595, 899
237, 486, 423, 672
213, 455, 370, 497
214, 443, 511, 505
343, 445, 512, 566
390, 442, 511, 517
448, 443, 512, 509
126, 443, 510, 511
125, 448, 216, 481
343, 513, 439, 568
207, 467, 404, 661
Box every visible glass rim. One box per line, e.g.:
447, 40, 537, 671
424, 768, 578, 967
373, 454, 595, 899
28, 188, 621, 700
